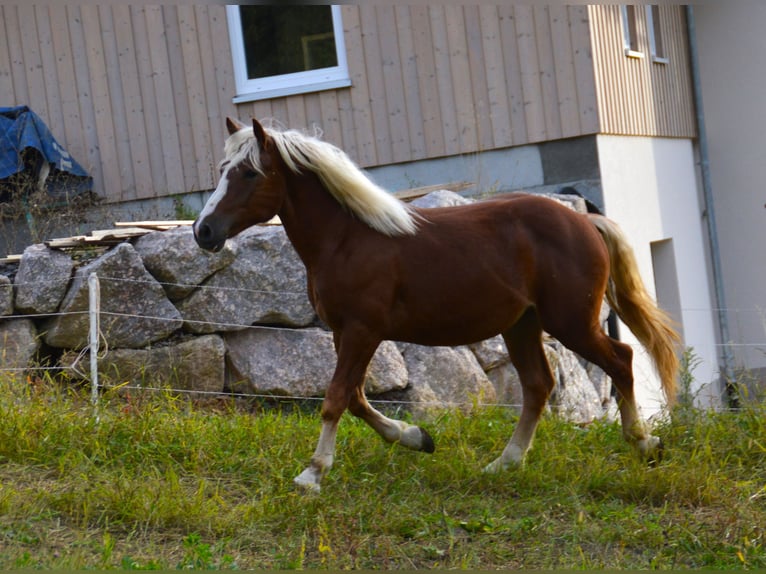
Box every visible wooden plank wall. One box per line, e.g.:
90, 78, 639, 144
241, 5, 602, 169
589, 6, 696, 138
0, 5, 694, 204
0, 5, 601, 203
0, 5, 238, 203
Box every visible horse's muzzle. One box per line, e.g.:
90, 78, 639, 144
193, 219, 226, 253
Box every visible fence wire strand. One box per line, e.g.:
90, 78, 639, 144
1, 273, 764, 411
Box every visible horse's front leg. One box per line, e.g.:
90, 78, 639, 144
348, 386, 435, 453
293, 329, 380, 492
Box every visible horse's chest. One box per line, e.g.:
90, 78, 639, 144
306, 277, 342, 328
308, 271, 390, 330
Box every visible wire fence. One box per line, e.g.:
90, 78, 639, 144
1, 272, 765, 411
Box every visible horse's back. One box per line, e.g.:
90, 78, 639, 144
365, 193, 610, 344
412, 193, 603, 260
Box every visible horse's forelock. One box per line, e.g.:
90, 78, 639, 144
220, 127, 266, 176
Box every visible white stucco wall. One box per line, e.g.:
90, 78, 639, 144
694, 4, 766, 379
597, 135, 721, 414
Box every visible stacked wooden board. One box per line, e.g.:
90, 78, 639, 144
0, 181, 471, 264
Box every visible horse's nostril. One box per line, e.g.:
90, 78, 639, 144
196, 221, 211, 241
193, 220, 221, 251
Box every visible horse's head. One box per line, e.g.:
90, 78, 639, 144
193, 117, 286, 252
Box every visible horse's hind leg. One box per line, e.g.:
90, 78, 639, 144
484, 307, 556, 473
556, 327, 662, 458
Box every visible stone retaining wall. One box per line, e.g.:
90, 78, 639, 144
0, 191, 615, 422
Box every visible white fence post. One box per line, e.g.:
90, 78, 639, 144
88, 272, 100, 406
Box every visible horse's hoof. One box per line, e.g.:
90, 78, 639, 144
637, 435, 664, 467
294, 467, 322, 493
482, 458, 505, 474
647, 437, 664, 467
294, 477, 321, 493
420, 427, 435, 453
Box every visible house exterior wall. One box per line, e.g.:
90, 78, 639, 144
693, 3, 766, 384
597, 135, 720, 412
588, 5, 696, 138
264, 5, 601, 164
1, 5, 605, 204
0, 5, 239, 203
0, 3, 727, 411
1, 5, 696, 204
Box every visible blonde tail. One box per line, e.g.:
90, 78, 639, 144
589, 215, 681, 406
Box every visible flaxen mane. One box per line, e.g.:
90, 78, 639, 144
225, 124, 420, 237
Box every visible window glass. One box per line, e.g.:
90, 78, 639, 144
621, 5, 641, 56
240, 6, 338, 79
226, 5, 350, 103
646, 5, 668, 62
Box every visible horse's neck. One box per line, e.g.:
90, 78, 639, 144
277, 171, 358, 268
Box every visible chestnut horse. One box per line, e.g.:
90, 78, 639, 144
194, 117, 680, 492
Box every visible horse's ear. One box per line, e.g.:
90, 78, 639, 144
252, 118, 268, 151
226, 116, 245, 135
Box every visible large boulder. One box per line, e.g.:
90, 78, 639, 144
469, 336, 523, 409
60, 334, 226, 396
469, 336, 509, 371
392, 343, 497, 416
224, 327, 407, 397
177, 225, 315, 333
410, 189, 472, 208
0, 275, 12, 316
133, 226, 237, 301
13, 244, 73, 314
584, 361, 615, 409
485, 362, 524, 409
0, 319, 39, 375
470, 336, 608, 422
546, 192, 587, 213
545, 341, 604, 424
44, 243, 183, 349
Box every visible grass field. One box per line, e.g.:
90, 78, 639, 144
0, 375, 764, 570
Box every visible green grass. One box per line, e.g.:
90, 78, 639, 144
0, 376, 764, 569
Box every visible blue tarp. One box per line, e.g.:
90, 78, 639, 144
0, 105, 92, 200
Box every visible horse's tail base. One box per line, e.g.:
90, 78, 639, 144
589, 214, 681, 406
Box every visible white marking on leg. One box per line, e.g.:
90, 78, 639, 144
635, 435, 662, 456
294, 419, 338, 492
483, 405, 541, 473
617, 397, 663, 459
363, 407, 426, 450
483, 442, 526, 474
619, 399, 650, 444
293, 466, 322, 493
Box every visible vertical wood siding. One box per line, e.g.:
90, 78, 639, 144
0, 5, 238, 203
0, 5, 693, 204
589, 6, 696, 138
236, 5, 602, 167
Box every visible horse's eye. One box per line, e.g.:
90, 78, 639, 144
243, 169, 258, 180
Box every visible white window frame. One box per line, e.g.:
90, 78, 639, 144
620, 5, 643, 59
226, 5, 351, 103
645, 5, 669, 64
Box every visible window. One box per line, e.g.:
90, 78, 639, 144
226, 5, 351, 103
646, 6, 668, 63
620, 5, 643, 58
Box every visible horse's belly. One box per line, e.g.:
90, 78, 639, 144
387, 289, 527, 346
